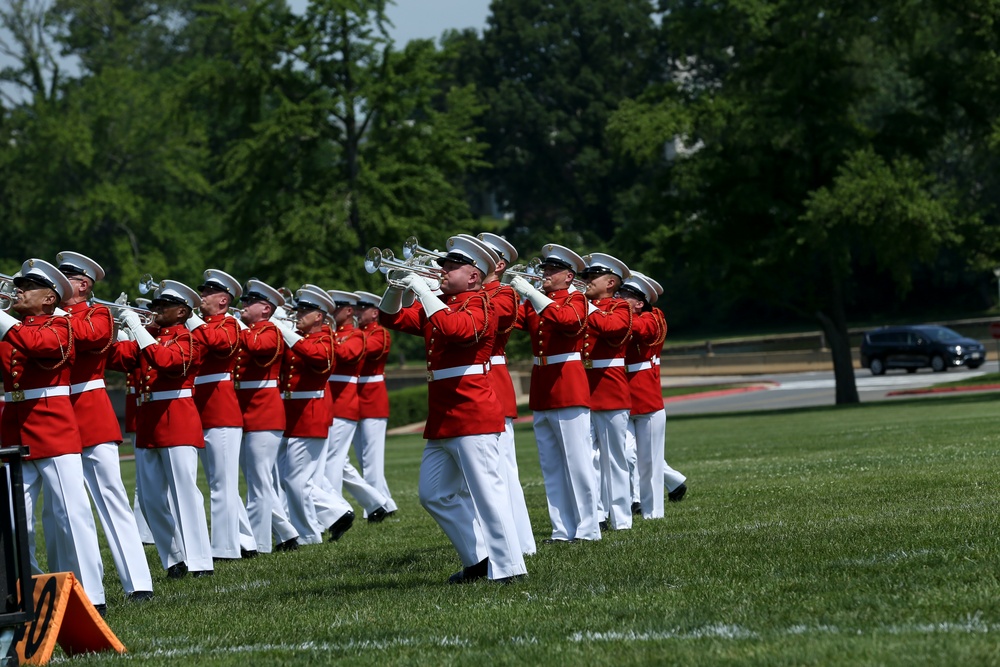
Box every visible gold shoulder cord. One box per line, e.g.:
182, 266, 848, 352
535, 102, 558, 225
457, 291, 490, 345
559, 292, 589, 338
307, 333, 334, 374
163, 329, 194, 377
603, 300, 634, 349
214, 318, 239, 358
497, 285, 518, 336
254, 324, 284, 368
35, 317, 74, 371
653, 310, 667, 346
84, 306, 116, 355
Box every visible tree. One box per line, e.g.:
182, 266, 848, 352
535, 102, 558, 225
470, 0, 663, 251
608, 0, 979, 404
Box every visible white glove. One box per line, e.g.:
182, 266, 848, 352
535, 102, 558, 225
231, 314, 248, 330
120, 310, 157, 349
186, 311, 206, 331
116, 328, 131, 342
53, 307, 68, 317
273, 306, 290, 320
587, 301, 599, 315
511, 276, 553, 313
398, 274, 447, 317
0, 310, 18, 340
568, 284, 578, 293
379, 286, 405, 315
114, 292, 128, 306
277, 323, 302, 347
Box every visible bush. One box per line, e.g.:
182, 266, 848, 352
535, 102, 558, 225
387, 384, 428, 429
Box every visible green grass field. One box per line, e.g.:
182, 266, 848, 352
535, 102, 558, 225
39, 393, 1000, 665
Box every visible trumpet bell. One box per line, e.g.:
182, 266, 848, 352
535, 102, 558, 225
364, 247, 383, 274
138, 273, 159, 295
402, 236, 447, 262
0, 292, 15, 311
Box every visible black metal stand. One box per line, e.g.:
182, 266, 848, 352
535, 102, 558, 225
0, 446, 34, 667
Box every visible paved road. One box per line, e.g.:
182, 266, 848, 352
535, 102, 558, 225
664, 360, 999, 416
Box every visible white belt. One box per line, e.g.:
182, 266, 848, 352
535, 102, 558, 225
5, 386, 71, 402
328, 375, 358, 384
282, 390, 325, 400
626, 361, 653, 373
358, 375, 384, 384
490, 355, 507, 366
194, 372, 232, 386
127, 387, 137, 395
427, 363, 489, 382
70, 379, 106, 395
139, 389, 192, 404
0, 394, 4, 403
586, 358, 625, 370
653, 356, 661, 366
533, 352, 581, 366
236, 380, 277, 390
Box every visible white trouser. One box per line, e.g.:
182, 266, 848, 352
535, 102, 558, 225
499, 418, 535, 555
625, 425, 640, 504
627, 412, 666, 519
591, 409, 632, 530
25, 454, 106, 605
81, 443, 154, 594
137, 446, 213, 572
326, 418, 386, 514
532, 407, 600, 541
133, 488, 155, 544
271, 440, 298, 543
200, 426, 246, 559
353, 418, 396, 513
240, 430, 282, 553
282, 436, 351, 544
419, 434, 527, 580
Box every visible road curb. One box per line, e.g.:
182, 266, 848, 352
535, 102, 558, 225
662, 382, 777, 403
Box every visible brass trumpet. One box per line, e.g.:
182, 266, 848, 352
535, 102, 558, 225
0, 292, 15, 311
137, 273, 160, 295
502, 258, 543, 284
365, 247, 443, 290
402, 236, 448, 262
90, 295, 156, 326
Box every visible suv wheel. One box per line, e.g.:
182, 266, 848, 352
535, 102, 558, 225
930, 355, 947, 372
869, 358, 886, 376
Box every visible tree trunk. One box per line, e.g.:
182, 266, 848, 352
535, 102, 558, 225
816, 309, 859, 405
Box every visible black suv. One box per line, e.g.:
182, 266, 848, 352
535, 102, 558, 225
860, 325, 986, 375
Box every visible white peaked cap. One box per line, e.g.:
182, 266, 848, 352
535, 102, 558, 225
476, 233, 518, 264
327, 290, 359, 306
242, 279, 285, 308
17, 259, 73, 301
621, 272, 658, 304
152, 280, 200, 309
582, 252, 631, 281
354, 291, 381, 307
56, 251, 105, 282
295, 284, 336, 315
539, 244, 586, 274
200, 269, 243, 300
441, 235, 498, 276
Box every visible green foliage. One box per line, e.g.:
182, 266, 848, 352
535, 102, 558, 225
386, 383, 428, 429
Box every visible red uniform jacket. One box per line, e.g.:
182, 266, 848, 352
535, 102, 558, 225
235, 320, 285, 432
483, 280, 518, 419
108, 324, 204, 449
356, 322, 390, 419
191, 314, 242, 429
380, 290, 503, 440
625, 309, 667, 416
281, 330, 335, 439
123, 365, 141, 434
584, 297, 633, 411
65, 302, 122, 447
517, 289, 590, 411
0, 314, 82, 459
329, 322, 364, 422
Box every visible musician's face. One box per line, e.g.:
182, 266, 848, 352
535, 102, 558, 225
295, 307, 324, 333
12, 282, 56, 316
439, 260, 479, 295
355, 305, 377, 326
540, 266, 571, 293
152, 302, 189, 327
240, 299, 272, 325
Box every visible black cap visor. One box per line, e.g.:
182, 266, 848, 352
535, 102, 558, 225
618, 285, 647, 302
13, 274, 57, 293
198, 280, 231, 297
150, 294, 188, 308
435, 252, 476, 268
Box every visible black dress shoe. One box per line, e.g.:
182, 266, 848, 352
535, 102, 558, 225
599, 521, 609, 532
493, 574, 526, 585
328, 511, 355, 542
213, 556, 240, 563
542, 538, 574, 545
448, 557, 488, 584
367, 507, 388, 523
241, 548, 259, 559
126, 590, 154, 603
631, 501, 642, 515
668, 483, 687, 502
94, 603, 107, 618
166, 562, 188, 579
274, 538, 299, 552
191, 570, 214, 578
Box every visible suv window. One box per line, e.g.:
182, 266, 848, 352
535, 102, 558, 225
869, 333, 892, 344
